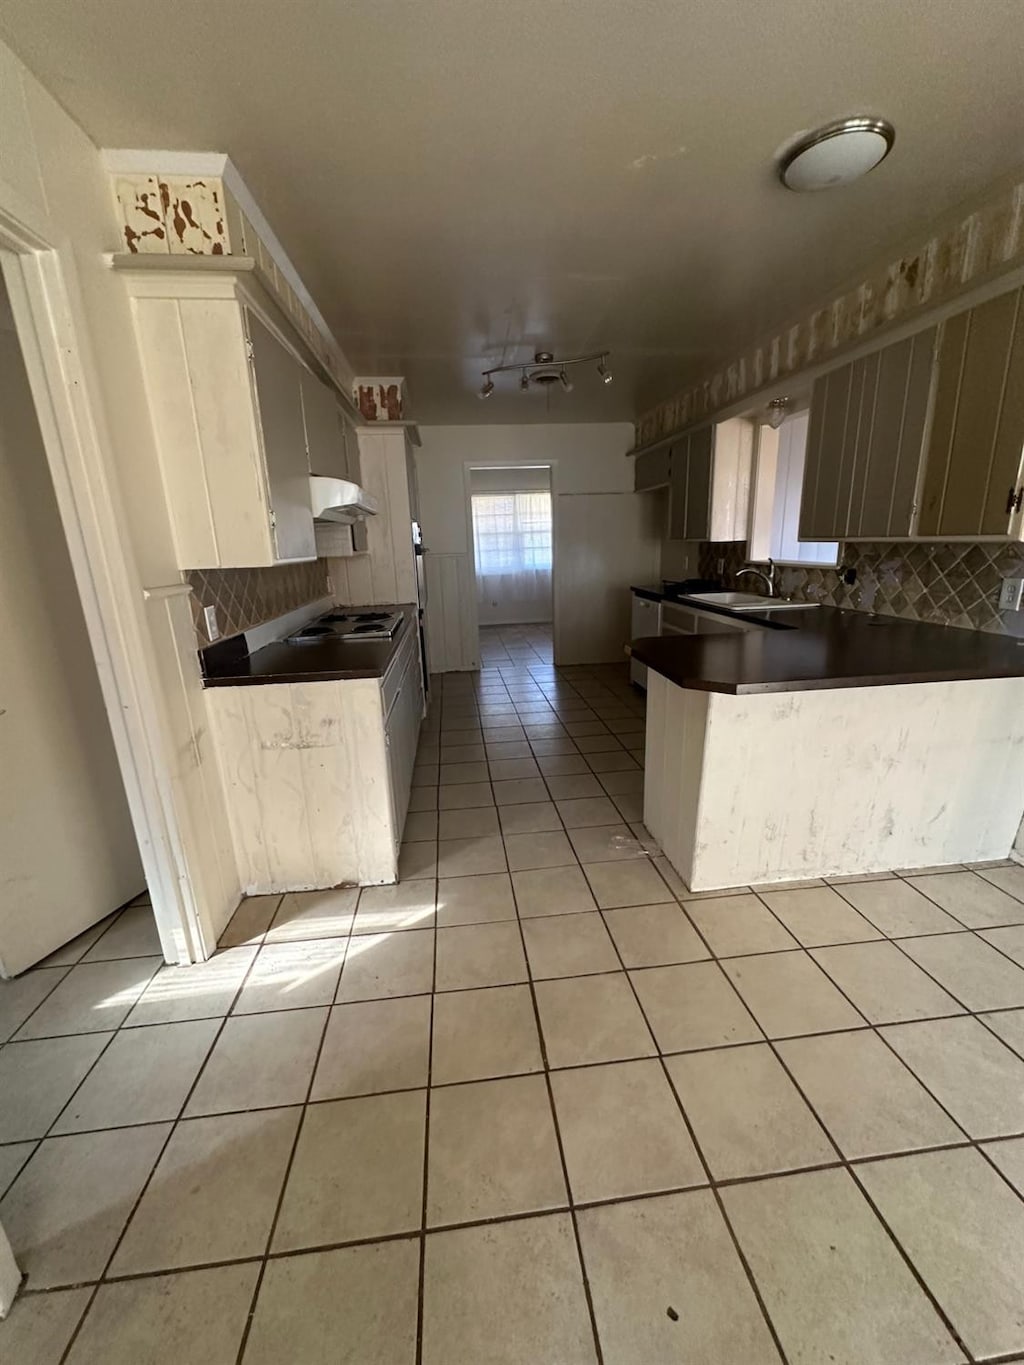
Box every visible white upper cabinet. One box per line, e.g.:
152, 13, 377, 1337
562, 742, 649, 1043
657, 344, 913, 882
665, 417, 753, 542
300, 367, 349, 480
122, 262, 329, 568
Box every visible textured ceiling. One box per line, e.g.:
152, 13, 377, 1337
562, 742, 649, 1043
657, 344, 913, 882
3, 0, 1024, 423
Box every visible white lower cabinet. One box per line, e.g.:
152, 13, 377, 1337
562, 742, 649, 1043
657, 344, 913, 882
629, 592, 662, 688
205, 628, 423, 893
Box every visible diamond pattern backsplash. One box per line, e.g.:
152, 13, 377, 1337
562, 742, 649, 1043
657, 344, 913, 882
698, 540, 1024, 638
187, 561, 331, 644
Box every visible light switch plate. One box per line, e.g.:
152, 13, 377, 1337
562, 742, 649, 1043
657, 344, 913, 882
998, 578, 1024, 612
203, 605, 221, 641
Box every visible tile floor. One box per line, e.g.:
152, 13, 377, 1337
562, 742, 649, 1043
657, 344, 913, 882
4, 631, 1024, 1361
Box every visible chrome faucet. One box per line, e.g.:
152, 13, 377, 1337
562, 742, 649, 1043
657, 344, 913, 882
736, 560, 777, 598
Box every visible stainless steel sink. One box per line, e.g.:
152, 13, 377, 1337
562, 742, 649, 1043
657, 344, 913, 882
687, 591, 819, 613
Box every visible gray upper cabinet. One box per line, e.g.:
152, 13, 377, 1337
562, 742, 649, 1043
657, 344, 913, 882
800, 327, 938, 540
917, 287, 1024, 537
633, 446, 672, 492
668, 428, 713, 541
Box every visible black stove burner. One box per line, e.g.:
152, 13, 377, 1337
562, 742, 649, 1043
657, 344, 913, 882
298, 625, 334, 636
352, 612, 390, 622
350, 623, 381, 634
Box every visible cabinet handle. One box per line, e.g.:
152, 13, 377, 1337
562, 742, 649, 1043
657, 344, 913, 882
1015, 487, 1024, 514
1008, 488, 1019, 514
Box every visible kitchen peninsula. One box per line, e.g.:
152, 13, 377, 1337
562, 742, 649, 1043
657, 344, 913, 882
631, 604, 1024, 890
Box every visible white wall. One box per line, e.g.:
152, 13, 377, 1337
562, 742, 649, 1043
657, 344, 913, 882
0, 39, 239, 956
417, 423, 660, 665
0, 313, 143, 974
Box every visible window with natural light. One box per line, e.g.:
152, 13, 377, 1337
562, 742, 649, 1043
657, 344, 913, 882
748, 411, 839, 566
471, 490, 553, 576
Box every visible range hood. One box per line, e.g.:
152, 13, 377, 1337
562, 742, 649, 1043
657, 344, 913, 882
309, 476, 378, 523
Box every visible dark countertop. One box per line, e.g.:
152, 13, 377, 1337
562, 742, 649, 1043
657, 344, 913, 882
631, 603, 1024, 695
632, 584, 667, 603
202, 605, 415, 686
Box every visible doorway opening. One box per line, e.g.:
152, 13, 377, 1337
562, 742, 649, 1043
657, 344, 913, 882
469, 465, 554, 659
0, 269, 151, 977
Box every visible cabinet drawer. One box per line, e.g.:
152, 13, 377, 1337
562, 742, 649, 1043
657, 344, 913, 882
660, 603, 699, 633
381, 620, 417, 718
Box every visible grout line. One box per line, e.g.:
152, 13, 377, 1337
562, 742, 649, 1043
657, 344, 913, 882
414, 896, 439, 1364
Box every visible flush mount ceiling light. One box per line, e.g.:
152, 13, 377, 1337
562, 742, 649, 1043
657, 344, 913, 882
778, 116, 895, 192
766, 397, 790, 429
478, 349, 611, 398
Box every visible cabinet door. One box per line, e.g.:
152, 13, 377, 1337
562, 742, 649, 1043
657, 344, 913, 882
246, 312, 316, 561
300, 370, 347, 478
858, 328, 936, 537
918, 289, 1024, 536
800, 363, 854, 539
631, 594, 661, 639
683, 426, 713, 540
634, 447, 671, 492
667, 437, 689, 540
387, 652, 423, 842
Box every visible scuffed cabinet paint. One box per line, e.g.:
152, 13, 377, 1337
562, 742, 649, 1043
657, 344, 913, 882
113, 172, 231, 255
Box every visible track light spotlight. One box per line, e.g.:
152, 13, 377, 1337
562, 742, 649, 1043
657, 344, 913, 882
597, 359, 612, 385
478, 378, 495, 399
520, 371, 530, 391
559, 370, 573, 392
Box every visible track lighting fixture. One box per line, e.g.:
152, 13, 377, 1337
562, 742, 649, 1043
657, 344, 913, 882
478, 349, 611, 397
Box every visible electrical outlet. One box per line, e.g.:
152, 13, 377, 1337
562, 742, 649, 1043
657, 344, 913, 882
716, 557, 725, 575
998, 578, 1024, 612
203, 605, 221, 641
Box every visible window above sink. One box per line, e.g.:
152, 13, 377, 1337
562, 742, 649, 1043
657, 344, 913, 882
748, 411, 839, 568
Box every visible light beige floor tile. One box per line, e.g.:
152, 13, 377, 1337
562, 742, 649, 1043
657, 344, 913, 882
83, 904, 162, 961
112, 1108, 298, 1274
612, 791, 644, 822
185, 1008, 325, 1115
273, 1091, 425, 1250
402, 809, 438, 842
758, 885, 882, 947
498, 801, 562, 835
412, 762, 439, 785
431, 983, 542, 1083
898, 931, 1024, 1010
398, 840, 438, 879
0, 1033, 110, 1141
435, 872, 516, 926
535, 972, 655, 1067
568, 823, 646, 863
811, 940, 966, 1023
536, 754, 589, 777
631, 961, 762, 1052
407, 786, 439, 812
436, 742, 485, 762
0, 968, 69, 1041
722, 1168, 962, 1365
981, 1006, 1024, 1056
440, 760, 490, 785
34, 916, 120, 968
336, 929, 433, 1002
598, 769, 644, 795
685, 893, 799, 957
529, 737, 580, 756
312, 995, 431, 1100
513, 865, 597, 917
428, 1074, 565, 1225
723, 951, 866, 1038
602, 903, 709, 967
486, 739, 533, 760
982, 1135, 1024, 1195
243, 1240, 419, 1365
586, 750, 639, 773
552, 1060, 703, 1202
435, 921, 527, 990
235, 939, 346, 1013
907, 869, 1024, 928
583, 858, 671, 909
422, 1215, 595, 1365
218, 895, 281, 948
55, 1019, 218, 1132
501, 832, 572, 874
778, 1030, 964, 1157
749, 877, 826, 892
0, 1142, 35, 1196
675, 878, 750, 901
438, 805, 500, 839
489, 757, 541, 781
436, 834, 507, 878
0, 1289, 91, 1364
650, 855, 686, 898
834, 878, 963, 937
545, 773, 605, 801
859, 1147, 1024, 1361
436, 781, 493, 811
979, 923, 1024, 965
557, 797, 622, 824
976, 862, 1024, 903
125, 947, 257, 1026
14, 958, 161, 1039
522, 912, 620, 980
67, 1262, 259, 1365
352, 880, 437, 934
578, 1190, 782, 1365
880, 1015, 1024, 1137
667, 1043, 833, 1179
493, 777, 550, 805
2, 1124, 169, 1288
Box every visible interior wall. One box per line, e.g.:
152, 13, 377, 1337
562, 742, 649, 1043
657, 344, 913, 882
416, 423, 656, 665
469, 464, 553, 627
0, 301, 142, 974
0, 38, 240, 954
